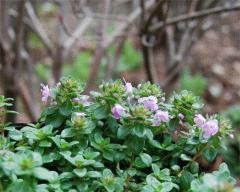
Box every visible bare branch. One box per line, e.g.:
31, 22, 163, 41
106, 0, 155, 47
165, 26, 176, 69
25, 1, 52, 54
86, 0, 111, 91
149, 3, 240, 32
63, 17, 92, 51
19, 81, 39, 122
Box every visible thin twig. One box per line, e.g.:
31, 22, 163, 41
105, 0, 155, 47
149, 3, 240, 32
63, 17, 92, 52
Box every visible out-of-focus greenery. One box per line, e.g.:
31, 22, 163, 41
222, 106, 240, 177
190, 163, 240, 192
108, 40, 142, 74
180, 69, 207, 97
28, 33, 44, 49
224, 106, 240, 129
35, 62, 51, 82
116, 40, 142, 72
35, 40, 141, 83
37, 2, 57, 16
63, 52, 91, 81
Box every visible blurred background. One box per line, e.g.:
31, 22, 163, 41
0, 0, 240, 181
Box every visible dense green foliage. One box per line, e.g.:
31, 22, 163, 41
222, 106, 240, 176
180, 69, 207, 97
0, 78, 239, 192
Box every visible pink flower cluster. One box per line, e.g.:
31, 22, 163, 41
72, 95, 91, 106
138, 96, 158, 111
194, 114, 219, 139
153, 110, 170, 126
111, 82, 171, 125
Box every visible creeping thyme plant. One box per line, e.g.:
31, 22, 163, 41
0, 78, 239, 192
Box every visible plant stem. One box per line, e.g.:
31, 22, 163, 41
178, 143, 208, 177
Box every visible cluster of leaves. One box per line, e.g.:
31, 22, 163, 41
0, 96, 16, 134
0, 78, 239, 192
221, 106, 240, 176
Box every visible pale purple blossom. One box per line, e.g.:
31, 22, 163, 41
72, 95, 91, 106
194, 114, 206, 127
153, 110, 170, 126
202, 119, 219, 139
80, 95, 91, 106
40, 84, 51, 103
125, 82, 133, 94
112, 104, 125, 119
178, 113, 185, 120
138, 96, 158, 111
72, 97, 81, 103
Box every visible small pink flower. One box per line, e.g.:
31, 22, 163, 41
111, 104, 125, 119
178, 113, 184, 120
153, 110, 170, 126
40, 84, 51, 103
138, 96, 158, 111
194, 114, 206, 127
202, 119, 219, 139
72, 97, 81, 103
125, 82, 133, 94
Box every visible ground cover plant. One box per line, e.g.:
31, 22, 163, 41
0, 78, 239, 192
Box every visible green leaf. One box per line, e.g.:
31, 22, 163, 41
73, 168, 87, 177
171, 165, 180, 172
87, 171, 102, 178
61, 128, 75, 138
39, 140, 52, 147
179, 171, 194, 191
146, 175, 160, 186
59, 100, 72, 116
140, 153, 152, 167
190, 161, 199, 174
8, 129, 23, 141
93, 105, 108, 120
117, 125, 131, 139
168, 118, 179, 132
152, 164, 160, 174
6, 180, 35, 192
33, 167, 54, 181
45, 113, 65, 128
132, 126, 146, 138
103, 169, 113, 177
126, 136, 145, 155
161, 182, 178, 192
203, 146, 217, 162
180, 154, 192, 161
